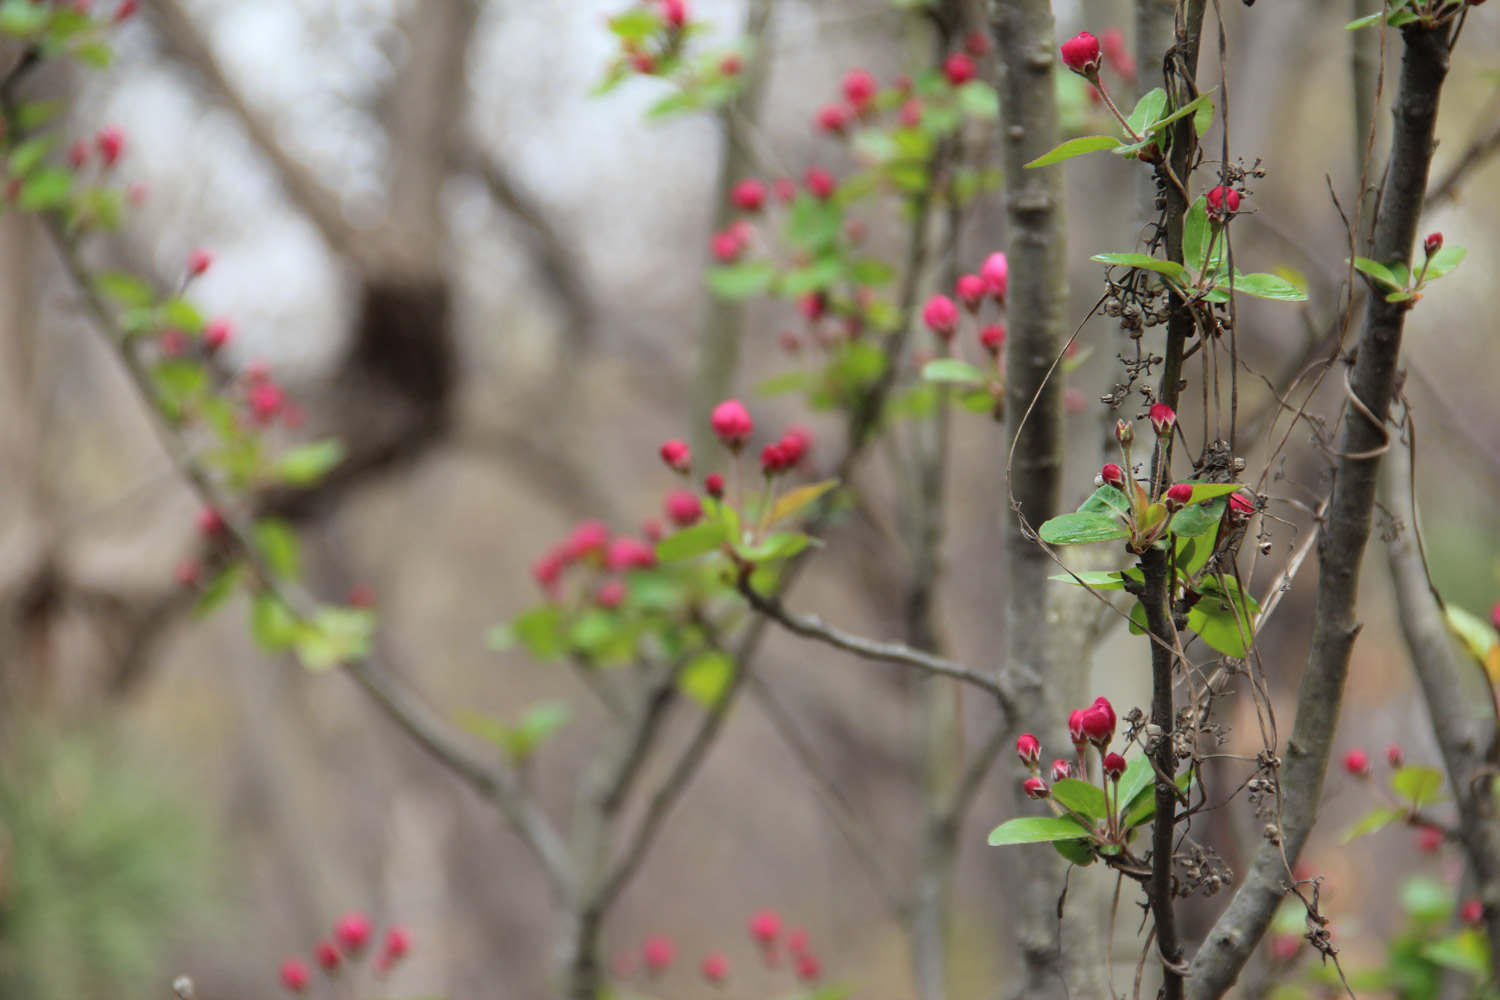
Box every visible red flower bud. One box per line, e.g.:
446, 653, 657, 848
1462, 899, 1484, 925
1149, 402, 1176, 437
68, 139, 89, 169
1228, 492, 1254, 519
943, 52, 976, 86
315, 940, 341, 970
778, 426, 811, 466
204, 317, 232, 351
749, 908, 781, 943
1068, 708, 1087, 747
1060, 32, 1102, 76
1016, 733, 1042, 766
248, 379, 285, 424
335, 912, 372, 954
720, 53, 742, 76
1100, 463, 1125, 489
1416, 825, 1445, 853
1079, 703, 1115, 747
96, 126, 125, 167
175, 558, 200, 587
1343, 747, 1371, 776
711, 399, 754, 449
1424, 232, 1443, 256
710, 228, 744, 263
564, 520, 610, 561
1023, 776, 1050, 799
660, 0, 687, 28
382, 925, 411, 963
731, 178, 765, 212
898, 98, 923, 128
804, 167, 836, 200
922, 294, 960, 339
197, 506, 225, 536
1386, 743, 1404, 768
980, 251, 1008, 301
607, 537, 656, 571
704, 472, 725, 498
642, 935, 675, 974
795, 952, 821, 982
1115, 419, 1134, 447
701, 952, 729, 984
955, 273, 986, 311
815, 103, 851, 135
187, 248, 213, 277
1165, 482, 1193, 508
1103, 752, 1126, 780
595, 579, 626, 609
665, 489, 703, 527
799, 291, 826, 322
964, 31, 990, 57
786, 926, 809, 954
532, 549, 566, 590
660, 438, 692, 474
842, 68, 877, 109
279, 959, 310, 993
1050, 759, 1073, 783
1206, 185, 1241, 221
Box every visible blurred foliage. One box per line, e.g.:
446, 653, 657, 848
0, 728, 213, 1000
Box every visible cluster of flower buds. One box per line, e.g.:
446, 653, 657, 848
609, 0, 693, 76
1343, 743, 1410, 777
1016, 696, 1121, 800
531, 518, 656, 607
279, 912, 410, 993
619, 910, 822, 989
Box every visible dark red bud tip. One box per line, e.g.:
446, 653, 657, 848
1023, 776, 1050, 799
382, 925, 411, 964
1342, 748, 1371, 777
315, 941, 341, 970
731, 178, 766, 212
1165, 482, 1193, 508
665, 489, 704, 527
1416, 825, 1445, 853
804, 167, 837, 200
1424, 232, 1443, 255
1228, 492, 1255, 519
1102, 752, 1126, 780
1016, 733, 1042, 766
815, 103, 851, 135
1059, 32, 1102, 76
1078, 702, 1115, 747
979, 323, 1006, 356
1100, 463, 1125, 489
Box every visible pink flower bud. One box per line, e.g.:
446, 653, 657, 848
1462, 899, 1484, 924
815, 103, 851, 135
659, 0, 687, 28
1068, 708, 1087, 747
980, 252, 1008, 301
1079, 704, 1114, 747
786, 926, 809, 954
96, 126, 125, 167
795, 952, 821, 982
1023, 776, 1050, 799
204, 317, 233, 351
922, 294, 959, 339
1016, 733, 1042, 766
731, 178, 766, 212
607, 537, 656, 571
898, 98, 923, 128
382, 925, 411, 963
1115, 419, 1134, 447
711, 398, 754, 449
1205, 185, 1241, 221
660, 438, 692, 474
1165, 482, 1193, 508
761, 441, 790, 475
1060, 32, 1102, 76
711, 229, 744, 263
1343, 748, 1371, 776
1100, 463, 1125, 489
749, 908, 782, 943
1416, 825, 1444, 852
197, 506, 225, 536
964, 31, 990, 57
979, 323, 1006, 355
1103, 752, 1126, 780
1149, 402, 1176, 437
187, 248, 213, 277
596, 579, 626, 609
248, 379, 285, 424
335, 912, 372, 954
701, 952, 729, 984
955, 274, 986, 311
804, 167, 836, 200
842, 68, 877, 109
704, 472, 725, 498
642, 935, 675, 974
1424, 232, 1443, 255
943, 52, 976, 85
564, 520, 611, 561
1050, 759, 1073, 783
665, 489, 704, 527
532, 549, 566, 590
1270, 934, 1299, 960
348, 583, 375, 608
628, 51, 656, 74
777, 426, 811, 466
1228, 492, 1254, 519
279, 959, 310, 993
315, 941, 341, 970
799, 291, 826, 322
1386, 743, 1404, 768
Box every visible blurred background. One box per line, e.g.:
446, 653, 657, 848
0, 0, 1497, 997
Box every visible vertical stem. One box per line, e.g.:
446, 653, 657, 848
1140, 547, 1184, 999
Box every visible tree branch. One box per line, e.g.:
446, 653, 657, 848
1187, 21, 1455, 1000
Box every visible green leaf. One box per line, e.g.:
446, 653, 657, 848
8, 136, 52, 177
1052, 838, 1096, 867
1400, 876, 1455, 921
510, 604, 567, 662
1091, 252, 1190, 287
1077, 485, 1132, 517
274, 439, 344, 486
769, 478, 839, 525
252, 519, 300, 580
295, 605, 375, 671
1340, 805, 1404, 844
1391, 765, 1445, 808
159, 297, 205, 333
1352, 256, 1402, 290
1038, 512, 1129, 546
1183, 198, 1212, 276
955, 80, 998, 119
784, 195, 843, 252
849, 257, 895, 286
1123, 767, 1195, 830
921, 357, 989, 385
707, 260, 776, 299
1422, 246, 1465, 281
1187, 575, 1259, 656
1023, 135, 1121, 169
195, 563, 242, 616
957, 387, 998, 414
1143, 91, 1215, 136
1116, 756, 1156, 821
646, 90, 702, 119
1230, 272, 1308, 302
1443, 604, 1497, 664
780, 256, 844, 296
1050, 778, 1108, 822
755, 371, 813, 397
987, 815, 1093, 846
733, 531, 810, 562
249, 591, 299, 651
1126, 89, 1169, 136
94, 270, 154, 308
1176, 525, 1219, 577
18, 167, 71, 211
0, 0, 49, 36
607, 7, 661, 42
13, 99, 60, 130
1180, 482, 1246, 505
1422, 930, 1490, 978
679, 650, 735, 708
1048, 570, 1130, 590
1170, 498, 1226, 538
1346, 12, 1381, 29
73, 40, 113, 68
655, 519, 727, 562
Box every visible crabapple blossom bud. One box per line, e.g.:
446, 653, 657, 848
804, 167, 836, 200
279, 959, 310, 993
899, 98, 923, 127
1386, 744, 1404, 768
749, 909, 782, 943
842, 68, 876, 109
335, 912, 372, 954
1462, 899, 1484, 925
96, 126, 125, 167
532, 549, 565, 590
1016, 733, 1042, 766
643, 935, 675, 974
197, 506, 225, 536
1051, 759, 1073, 783
731, 178, 765, 212
315, 941, 340, 970
1343, 748, 1371, 776
1023, 776, 1050, 799
799, 292, 826, 321
979, 323, 1006, 355
248, 380, 284, 424
113, 0, 137, 21
348, 583, 375, 608
660, 438, 692, 474
704, 473, 725, 498
778, 426, 811, 466
1115, 419, 1134, 447
628, 51, 656, 74
943, 52, 975, 85
382, 925, 411, 963
1103, 752, 1126, 780
1068, 708, 1087, 747
1165, 482, 1193, 509
795, 953, 821, 981
816, 103, 851, 135
68, 139, 89, 168
964, 31, 990, 57
711, 228, 744, 263
204, 317, 232, 351
1060, 32, 1102, 76
565, 520, 610, 560
1417, 825, 1445, 853
1100, 463, 1125, 489
596, 579, 626, 609
922, 294, 959, 339
187, 248, 213, 276
1206, 185, 1241, 221
954, 273, 986, 311
980, 251, 1008, 301
1424, 232, 1443, 256
1228, 492, 1254, 520
665, 489, 703, 527
701, 952, 729, 984
1079, 703, 1115, 746
786, 927, 809, 954
711, 399, 754, 448
607, 537, 656, 571
660, 0, 687, 28
761, 441, 789, 475
1149, 402, 1176, 437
